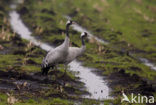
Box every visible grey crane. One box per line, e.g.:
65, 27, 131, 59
41, 20, 74, 75
63, 32, 88, 73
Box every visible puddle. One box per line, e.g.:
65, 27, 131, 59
9, 3, 111, 100
69, 61, 110, 99
0, 70, 50, 91
139, 58, 156, 71
13, 80, 49, 90
0, 82, 16, 90
0, 79, 49, 90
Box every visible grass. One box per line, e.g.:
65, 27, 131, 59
49, 0, 156, 59
17, 0, 156, 104
0, 0, 155, 104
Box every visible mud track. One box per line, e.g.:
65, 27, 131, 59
0, 70, 85, 98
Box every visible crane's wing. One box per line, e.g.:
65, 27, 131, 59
65, 47, 82, 64
42, 43, 68, 67
41, 48, 56, 68
68, 47, 85, 57
45, 45, 63, 58
44, 47, 65, 66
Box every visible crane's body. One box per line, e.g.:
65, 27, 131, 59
44, 37, 69, 66
65, 46, 86, 64
41, 20, 87, 76
64, 32, 87, 65
41, 20, 73, 75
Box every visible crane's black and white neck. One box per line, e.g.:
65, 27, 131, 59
66, 20, 73, 37
81, 32, 88, 46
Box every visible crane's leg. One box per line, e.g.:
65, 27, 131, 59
54, 65, 58, 79
41, 68, 46, 75
41, 66, 50, 76
41, 67, 50, 81
45, 67, 50, 75
65, 65, 67, 74
62, 65, 67, 77
41, 68, 45, 75
54, 65, 58, 70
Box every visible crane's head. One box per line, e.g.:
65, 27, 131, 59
81, 32, 88, 38
121, 90, 124, 94
66, 20, 75, 26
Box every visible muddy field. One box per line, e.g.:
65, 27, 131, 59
0, 0, 156, 105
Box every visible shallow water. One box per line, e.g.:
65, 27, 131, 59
0, 78, 49, 90
13, 80, 49, 89
69, 61, 110, 99
0, 82, 16, 90
9, 11, 52, 51
9, 7, 111, 100
139, 58, 156, 71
